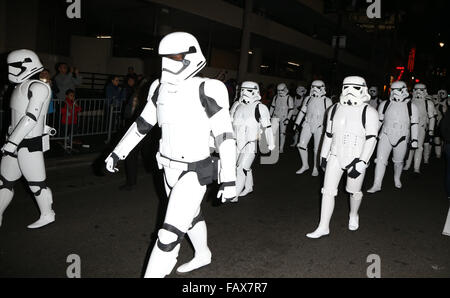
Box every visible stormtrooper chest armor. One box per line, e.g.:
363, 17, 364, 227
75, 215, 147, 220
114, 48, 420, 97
412, 99, 428, 127
330, 104, 367, 167
273, 96, 290, 119
156, 79, 212, 162
9, 80, 51, 138
305, 96, 327, 131
382, 101, 410, 142
233, 102, 260, 150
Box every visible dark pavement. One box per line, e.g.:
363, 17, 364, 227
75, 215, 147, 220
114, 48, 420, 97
0, 147, 449, 278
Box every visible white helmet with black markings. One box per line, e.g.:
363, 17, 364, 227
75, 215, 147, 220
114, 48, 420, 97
412, 83, 428, 100
340, 76, 370, 106
310, 80, 326, 97
390, 81, 409, 102
158, 32, 206, 85
240, 81, 261, 104
7, 49, 44, 84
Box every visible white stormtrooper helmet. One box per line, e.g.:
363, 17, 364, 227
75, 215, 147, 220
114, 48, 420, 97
310, 80, 326, 97
158, 32, 206, 85
390, 81, 409, 102
340, 76, 370, 106
412, 83, 428, 100
277, 83, 289, 97
438, 89, 448, 101
240, 81, 261, 104
296, 86, 307, 97
7, 49, 44, 84
369, 86, 379, 99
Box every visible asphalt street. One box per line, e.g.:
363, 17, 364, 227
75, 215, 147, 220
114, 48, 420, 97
0, 146, 449, 278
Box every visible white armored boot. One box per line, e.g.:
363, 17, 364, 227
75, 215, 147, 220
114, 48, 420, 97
312, 152, 319, 177
240, 169, 254, 197
443, 206, 450, 237
393, 162, 404, 189
27, 188, 55, 229
404, 150, 413, 170
296, 148, 310, 174
144, 229, 182, 278
349, 192, 363, 231
306, 192, 335, 239
424, 143, 431, 164
233, 167, 246, 203
414, 147, 424, 174
435, 144, 442, 159
368, 163, 386, 193
177, 221, 212, 274
0, 190, 14, 228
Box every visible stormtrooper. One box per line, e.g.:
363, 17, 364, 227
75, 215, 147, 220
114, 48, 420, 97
404, 84, 437, 172
367, 81, 419, 193
433, 90, 448, 159
105, 32, 237, 278
232, 81, 275, 202
0, 49, 55, 229
290, 85, 308, 147
270, 83, 294, 153
307, 76, 379, 239
294, 80, 332, 176
369, 86, 382, 109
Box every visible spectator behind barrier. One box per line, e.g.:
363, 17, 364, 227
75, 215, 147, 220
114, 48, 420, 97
53, 63, 82, 99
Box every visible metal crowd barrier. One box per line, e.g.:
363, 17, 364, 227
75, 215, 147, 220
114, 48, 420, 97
46, 98, 124, 150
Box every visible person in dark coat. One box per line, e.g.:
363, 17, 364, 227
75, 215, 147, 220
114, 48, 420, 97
119, 79, 148, 190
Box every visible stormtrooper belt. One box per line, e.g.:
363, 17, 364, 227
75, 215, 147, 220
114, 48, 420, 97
156, 152, 219, 186
156, 152, 217, 172
18, 136, 43, 152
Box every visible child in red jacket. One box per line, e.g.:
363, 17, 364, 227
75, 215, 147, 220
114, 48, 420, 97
61, 89, 81, 141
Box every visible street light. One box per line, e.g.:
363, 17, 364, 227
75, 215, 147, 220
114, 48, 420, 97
440, 42, 445, 48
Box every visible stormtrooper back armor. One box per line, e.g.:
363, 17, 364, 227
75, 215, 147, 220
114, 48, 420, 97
307, 76, 378, 239
404, 84, 437, 172
295, 80, 332, 176
0, 49, 55, 229
368, 81, 419, 193
232, 81, 274, 202
270, 83, 294, 152
105, 32, 237, 278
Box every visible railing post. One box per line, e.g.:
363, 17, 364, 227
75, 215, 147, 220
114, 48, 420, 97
106, 104, 114, 144
64, 101, 70, 150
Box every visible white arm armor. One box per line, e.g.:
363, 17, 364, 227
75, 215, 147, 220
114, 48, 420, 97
204, 80, 237, 184
295, 97, 309, 126
427, 100, 437, 134
7, 82, 48, 146
360, 106, 379, 163
320, 104, 335, 160
286, 96, 294, 120
258, 104, 275, 150
410, 103, 420, 143
112, 81, 158, 160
